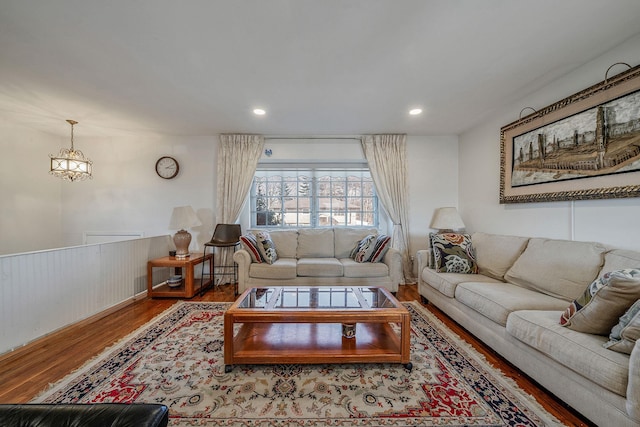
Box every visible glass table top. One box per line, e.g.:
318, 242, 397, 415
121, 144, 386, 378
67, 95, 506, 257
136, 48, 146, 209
237, 287, 396, 310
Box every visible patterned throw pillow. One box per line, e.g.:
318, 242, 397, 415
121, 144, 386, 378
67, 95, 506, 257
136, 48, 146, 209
427, 233, 436, 269
430, 233, 478, 274
559, 269, 640, 334
351, 234, 377, 263
604, 299, 640, 354
369, 235, 391, 263
255, 231, 278, 265
240, 233, 263, 263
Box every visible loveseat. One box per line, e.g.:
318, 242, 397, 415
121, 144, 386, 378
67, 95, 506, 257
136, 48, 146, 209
233, 228, 402, 294
417, 232, 640, 427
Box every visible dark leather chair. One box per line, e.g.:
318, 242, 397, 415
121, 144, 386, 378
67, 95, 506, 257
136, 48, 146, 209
200, 224, 242, 294
0, 403, 169, 427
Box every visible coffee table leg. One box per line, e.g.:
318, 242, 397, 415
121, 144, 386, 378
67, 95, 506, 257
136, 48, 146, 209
223, 312, 234, 371
404, 362, 413, 372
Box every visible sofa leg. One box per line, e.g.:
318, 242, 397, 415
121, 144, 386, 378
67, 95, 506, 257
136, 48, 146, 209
420, 296, 429, 305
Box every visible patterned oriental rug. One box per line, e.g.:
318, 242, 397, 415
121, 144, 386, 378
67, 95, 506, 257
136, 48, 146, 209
34, 301, 562, 426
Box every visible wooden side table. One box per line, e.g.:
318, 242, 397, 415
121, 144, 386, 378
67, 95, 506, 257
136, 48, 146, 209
147, 253, 214, 298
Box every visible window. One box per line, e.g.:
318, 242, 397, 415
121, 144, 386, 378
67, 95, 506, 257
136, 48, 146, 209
251, 167, 378, 228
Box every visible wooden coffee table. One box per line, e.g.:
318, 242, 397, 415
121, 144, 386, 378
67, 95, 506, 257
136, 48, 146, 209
223, 286, 411, 372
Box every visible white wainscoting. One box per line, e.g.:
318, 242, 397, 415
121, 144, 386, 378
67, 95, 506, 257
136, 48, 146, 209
83, 231, 145, 244
0, 236, 171, 355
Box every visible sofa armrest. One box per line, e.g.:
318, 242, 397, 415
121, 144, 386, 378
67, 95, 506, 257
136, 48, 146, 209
383, 248, 403, 289
627, 339, 640, 421
416, 249, 432, 285
233, 249, 252, 294
0, 403, 169, 427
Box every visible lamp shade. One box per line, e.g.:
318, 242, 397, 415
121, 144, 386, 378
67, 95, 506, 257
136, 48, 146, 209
430, 207, 465, 231
169, 206, 202, 230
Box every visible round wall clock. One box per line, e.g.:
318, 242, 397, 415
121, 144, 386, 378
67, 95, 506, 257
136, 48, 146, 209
155, 156, 179, 179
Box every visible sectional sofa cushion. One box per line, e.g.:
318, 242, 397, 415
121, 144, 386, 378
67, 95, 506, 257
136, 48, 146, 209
507, 310, 630, 397
341, 258, 389, 278
266, 230, 298, 258
297, 258, 343, 277
455, 282, 569, 326
430, 233, 478, 274
421, 268, 502, 298
605, 300, 640, 354
560, 269, 640, 334
471, 232, 529, 280
504, 238, 608, 301
249, 258, 297, 279
599, 249, 640, 277
334, 228, 377, 259
297, 228, 334, 258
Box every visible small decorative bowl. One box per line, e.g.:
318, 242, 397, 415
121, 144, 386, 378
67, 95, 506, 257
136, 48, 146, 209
167, 275, 182, 287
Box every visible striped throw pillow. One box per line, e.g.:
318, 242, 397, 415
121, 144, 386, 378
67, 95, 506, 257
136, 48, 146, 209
240, 233, 263, 263
369, 235, 391, 262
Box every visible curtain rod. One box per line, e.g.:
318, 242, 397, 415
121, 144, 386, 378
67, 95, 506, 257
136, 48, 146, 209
264, 136, 361, 141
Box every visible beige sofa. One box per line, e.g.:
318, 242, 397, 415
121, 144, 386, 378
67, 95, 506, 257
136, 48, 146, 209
234, 228, 403, 294
417, 232, 640, 427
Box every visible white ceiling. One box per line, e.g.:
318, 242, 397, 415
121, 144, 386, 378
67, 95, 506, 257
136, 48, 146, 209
1, 0, 640, 138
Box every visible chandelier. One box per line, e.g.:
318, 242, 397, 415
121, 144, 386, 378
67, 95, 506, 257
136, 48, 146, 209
49, 119, 93, 182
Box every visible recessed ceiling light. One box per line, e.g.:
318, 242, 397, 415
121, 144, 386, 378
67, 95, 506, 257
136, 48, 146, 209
409, 108, 423, 116
253, 108, 266, 115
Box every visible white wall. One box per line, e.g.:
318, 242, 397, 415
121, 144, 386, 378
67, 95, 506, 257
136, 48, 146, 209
60, 134, 218, 252
0, 123, 62, 255
0, 126, 217, 256
260, 138, 364, 162
459, 34, 640, 250
406, 135, 459, 257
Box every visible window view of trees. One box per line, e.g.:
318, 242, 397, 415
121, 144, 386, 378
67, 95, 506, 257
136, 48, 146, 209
252, 170, 377, 228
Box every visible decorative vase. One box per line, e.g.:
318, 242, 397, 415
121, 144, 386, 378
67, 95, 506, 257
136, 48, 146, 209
342, 323, 356, 339
173, 229, 192, 258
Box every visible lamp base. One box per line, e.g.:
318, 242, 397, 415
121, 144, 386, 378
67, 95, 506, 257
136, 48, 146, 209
435, 228, 465, 233
173, 229, 192, 259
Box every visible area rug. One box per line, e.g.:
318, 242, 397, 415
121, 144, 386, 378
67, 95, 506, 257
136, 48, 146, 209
33, 301, 562, 426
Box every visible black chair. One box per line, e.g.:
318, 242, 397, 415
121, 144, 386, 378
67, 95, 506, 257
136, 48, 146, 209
200, 224, 242, 295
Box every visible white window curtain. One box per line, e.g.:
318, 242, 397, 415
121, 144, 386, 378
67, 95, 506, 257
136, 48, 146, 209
215, 134, 265, 283
361, 134, 414, 284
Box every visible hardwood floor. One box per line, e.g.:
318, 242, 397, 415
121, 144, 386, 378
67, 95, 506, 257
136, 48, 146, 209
0, 284, 592, 426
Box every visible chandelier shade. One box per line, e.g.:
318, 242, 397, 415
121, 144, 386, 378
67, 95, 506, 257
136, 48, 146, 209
49, 119, 93, 182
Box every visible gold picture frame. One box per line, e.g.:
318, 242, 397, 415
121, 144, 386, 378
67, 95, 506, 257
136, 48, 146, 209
500, 64, 640, 204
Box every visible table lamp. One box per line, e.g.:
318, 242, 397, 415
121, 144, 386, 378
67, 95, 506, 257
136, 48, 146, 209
429, 207, 465, 233
169, 206, 202, 258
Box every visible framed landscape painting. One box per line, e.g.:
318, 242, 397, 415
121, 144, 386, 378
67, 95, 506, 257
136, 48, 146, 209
500, 64, 640, 203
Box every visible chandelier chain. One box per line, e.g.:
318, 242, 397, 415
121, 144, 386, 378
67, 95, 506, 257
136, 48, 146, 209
66, 119, 77, 151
